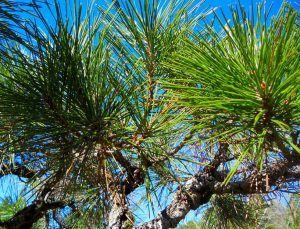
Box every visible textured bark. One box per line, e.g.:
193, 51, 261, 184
107, 136, 195, 228
134, 172, 216, 229
0, 201, 64, 229
1, 143, 299, 228
218, 163, 300, 195
135, 159, 300, 229
0, 172, 66, 228
108, 202, 133, 229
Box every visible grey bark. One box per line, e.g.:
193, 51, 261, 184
134, 160, 299, 229
108, 203, 133, 229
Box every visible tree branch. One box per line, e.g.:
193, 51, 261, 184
0, 170, 66, 228
107, 132, 197, 228
136, 157, 300, 228
0, 201, 65, 229
218, 160, 300, 195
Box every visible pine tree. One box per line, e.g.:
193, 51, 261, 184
0, 0, 299, 228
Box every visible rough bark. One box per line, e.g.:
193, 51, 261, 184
1, 142, 299, 228
108, 202, 133, 229
135, 159, 300, 229
0, 201, 65, 229
134, 172, 216, 229
0, 171, 66, 229
107, 132, 204, 228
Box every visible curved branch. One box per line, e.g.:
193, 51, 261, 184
0, 201, 65, 229
136, 158, 300, 228
0, 170, 66, 228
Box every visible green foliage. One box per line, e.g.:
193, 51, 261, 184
0, 0, 205, 225
0, 196, 26, 221
0, 0, 299, 227
164, 2, 300, 176
260, 195, 300, 229
286, 195, 300, 229
201, 195, 261, 228
64, 210, 105, 229
0, 195, 47, 228
0, 1, 32, 48
0, 1, 19, 41
180, 195, 300, 229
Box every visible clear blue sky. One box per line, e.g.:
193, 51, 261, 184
20, 0, 299, 29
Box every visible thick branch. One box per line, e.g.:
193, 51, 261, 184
136, 158, 300, 228
0, 201, 65, 229
112, 131, 197, 197
218, 161, 300, 195
107, 132, 198, 228
0, 171, 66, 228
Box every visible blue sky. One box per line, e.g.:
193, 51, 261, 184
1, 0, 299, 226
19, 0, 299, 28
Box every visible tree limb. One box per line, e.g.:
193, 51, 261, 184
107, 132, 197, 228
135, 158, 300, 228
0, 201, 65, 229
0, 170, 66, 228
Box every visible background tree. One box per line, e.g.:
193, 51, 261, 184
179, 194, 300, 229
0, 0, 299, 228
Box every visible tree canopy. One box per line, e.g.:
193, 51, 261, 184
0, 0, 299, 228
